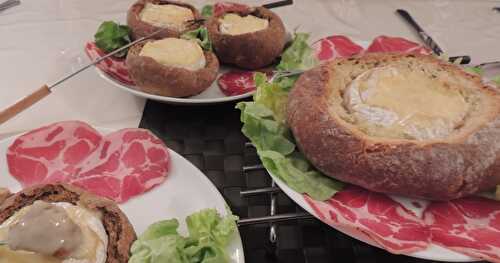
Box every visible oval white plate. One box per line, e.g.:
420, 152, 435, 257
96, 66, 254, 105
0, 130, 245, 263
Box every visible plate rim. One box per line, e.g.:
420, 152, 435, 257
95, 67, 255, 105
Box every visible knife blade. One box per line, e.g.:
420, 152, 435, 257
396, 9, 470, 64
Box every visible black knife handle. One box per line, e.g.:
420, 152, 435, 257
449, 56, 471, 65
396, 9, 444, 55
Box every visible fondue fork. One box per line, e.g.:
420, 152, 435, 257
0, 26, 170, 126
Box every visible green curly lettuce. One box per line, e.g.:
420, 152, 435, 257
94, 21, 131, 58
201, 5, 213, 17
129, 209, 238, 263
236, 33, 343, 201
181, 26, 212, 51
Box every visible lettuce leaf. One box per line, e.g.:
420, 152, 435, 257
201, 5, 213, 17
277, 33, 319, 71
94, 21, 131, 58
181, 27, 212, 51
129, 209, 237, 263
236, 33, 344, 201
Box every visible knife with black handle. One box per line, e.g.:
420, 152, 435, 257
396, 9, 471, 64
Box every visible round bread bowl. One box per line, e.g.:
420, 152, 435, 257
206, 6, 286, 70
126, 40, 220, 98
0, 183, 136, 263
127, 0, 201, 40
287, 53, 500, 200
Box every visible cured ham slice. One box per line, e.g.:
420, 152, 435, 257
304, 186, 430, 254
84, 42, 135, 85
218, 71, 258, 96
366, 35, 431, 55
424, 197, 500, 262
312, 35, 364, 61
7, 121, 170, 203
213, 2, 251, 17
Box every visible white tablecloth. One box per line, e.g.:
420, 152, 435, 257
1, 0, 499, 139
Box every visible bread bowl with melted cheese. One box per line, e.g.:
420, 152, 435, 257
126, 37, 219, 97
207, 6, 286, 70
127, 0, 201, 40
0, 184, 136, 263
287, 53, 500, 200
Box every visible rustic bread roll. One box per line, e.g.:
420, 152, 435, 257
207, 6, 286, 70
0, 184, 136, 263
126, 39, 219, 97
127, 0, 201, 40
287, 53, 500, 200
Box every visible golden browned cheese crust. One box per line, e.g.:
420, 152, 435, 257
287, 53, 500, 200
207, 6, 286, 70
127, 0, 201, 40
0, 184, 136, 263
126, 40, 219, 97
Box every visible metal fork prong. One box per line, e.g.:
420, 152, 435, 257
237, 212, 313, 226
242, 164, 265, 172
477, 61, 500, 68
240, 187, 281, 197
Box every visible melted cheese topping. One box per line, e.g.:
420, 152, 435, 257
0, 203, 107, 263
139, 3, 194, 30
219, 13, 269, 35
343, 66, 469, 140
139, 38, 206, 71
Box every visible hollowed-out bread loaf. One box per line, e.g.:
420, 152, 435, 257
0, 184, 136, 263
287, 53, 500, 200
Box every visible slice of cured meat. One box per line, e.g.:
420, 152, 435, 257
218, 71, 259, 96
213, 2, 251, 17
7, 121, 170, 203
312, 35, 364, 61
366, 35, 431, 55
424, 197, 500, 262
84, 42, 135, 85
7, 121, 102, 186
304, 186, 430, 254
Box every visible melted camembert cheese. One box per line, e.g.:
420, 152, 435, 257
343, 66, 469, 140
139, 38, 206, 71
219, 13, 269, 35
139, 3, 194, 30
0, 202, 108, 263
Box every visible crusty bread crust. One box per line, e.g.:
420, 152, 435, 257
207, 6, 286, 70
127, 0, 201, 40
287, 53, 500, 200
0, 184, 136, 263
126, 40, 219, 97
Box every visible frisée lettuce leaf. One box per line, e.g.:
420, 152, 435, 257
94, 21, 131, 58
181, 27, 212, 51
129, 209, 238, 263
236, 33, 344, 201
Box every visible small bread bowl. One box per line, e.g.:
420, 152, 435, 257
127, 0, 201, 40
287, 53, 500, 200
126, 38, 219, 97
206, 6, 286, 70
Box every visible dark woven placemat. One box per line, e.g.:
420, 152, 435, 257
139, 99, 461, 263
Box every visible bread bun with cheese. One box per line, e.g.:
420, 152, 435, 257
127, 0, 201, 40
287, 53, 500, 200
0, 184, 136, 263
126, 38, 219, 97
207, 6, 286, 70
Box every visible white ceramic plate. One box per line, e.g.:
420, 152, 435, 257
0, 130, 245, 263
96, 66, 254, 105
